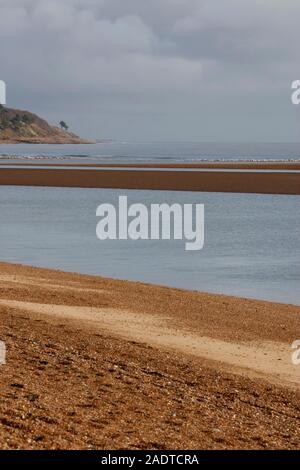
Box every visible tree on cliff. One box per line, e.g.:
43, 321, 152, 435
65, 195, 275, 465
59, 120, 69, 131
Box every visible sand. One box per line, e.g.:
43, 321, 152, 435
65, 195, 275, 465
0, 262, 299, 449
0, 166, 299, 194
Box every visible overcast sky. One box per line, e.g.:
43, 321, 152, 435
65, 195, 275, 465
0, 0, 299, 141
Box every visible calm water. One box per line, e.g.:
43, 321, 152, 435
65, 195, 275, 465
0, 185, 299, 305
0, 141, 300, 164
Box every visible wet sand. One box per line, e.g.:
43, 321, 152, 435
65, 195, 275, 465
0, 166, 299, 194
0, 262, 299, 449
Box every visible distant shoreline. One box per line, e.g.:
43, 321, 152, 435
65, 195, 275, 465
0, 137, 94, 145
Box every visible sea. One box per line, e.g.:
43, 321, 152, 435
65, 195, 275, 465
0, 141, 299, 305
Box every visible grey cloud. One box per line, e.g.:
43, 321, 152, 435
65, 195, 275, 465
0, 0, 299, 140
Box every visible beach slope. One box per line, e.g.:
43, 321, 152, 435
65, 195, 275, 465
0, 262, 299, 449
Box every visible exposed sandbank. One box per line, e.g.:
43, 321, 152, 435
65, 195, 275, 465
0, 167, 299, 194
